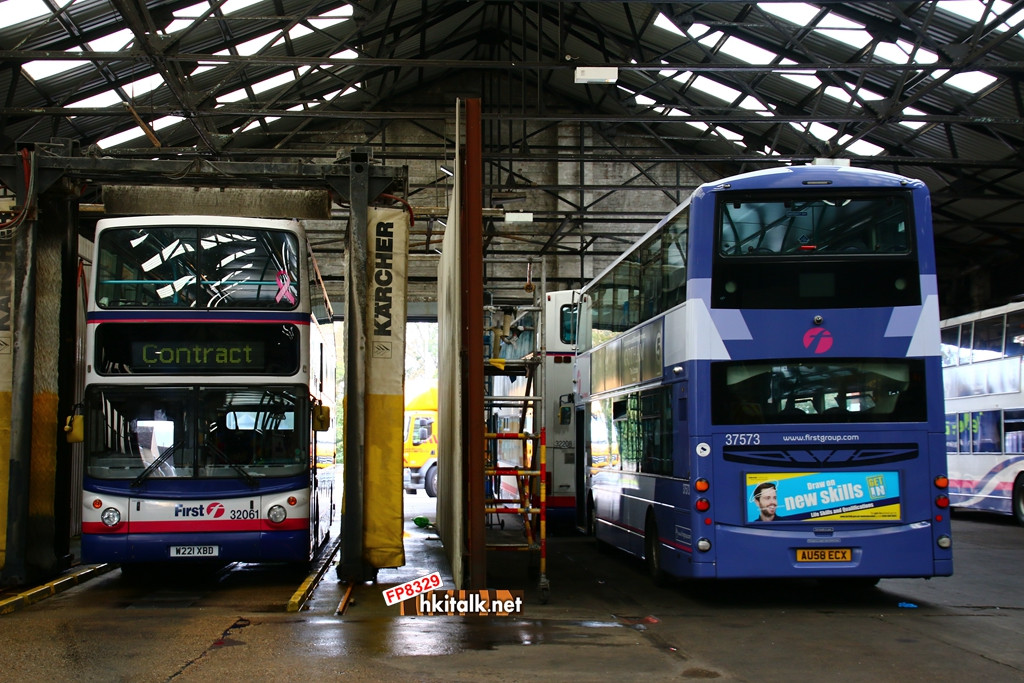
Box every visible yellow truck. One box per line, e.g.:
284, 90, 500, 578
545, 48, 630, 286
402, 387, 439, 497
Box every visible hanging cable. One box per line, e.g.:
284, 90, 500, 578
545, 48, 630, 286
0, 149, 38, 238
379, 193, 415, 227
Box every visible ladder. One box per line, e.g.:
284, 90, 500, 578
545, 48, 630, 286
483, 356, 550, 603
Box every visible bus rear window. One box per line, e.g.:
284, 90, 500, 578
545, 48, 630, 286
712, 191, 920, 309
711, 359, 927, 425
718, 193, 911, 256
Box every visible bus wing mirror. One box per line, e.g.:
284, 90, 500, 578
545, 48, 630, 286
65, 414, 84, 444
312, 405, 331, 432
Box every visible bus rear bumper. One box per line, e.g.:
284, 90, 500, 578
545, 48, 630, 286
82, 530, 311, 564
705, 520, 952, 579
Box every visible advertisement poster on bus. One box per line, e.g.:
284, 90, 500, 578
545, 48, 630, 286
745, 471, 901, 522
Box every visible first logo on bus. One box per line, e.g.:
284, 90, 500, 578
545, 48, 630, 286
802, 327, 833, 354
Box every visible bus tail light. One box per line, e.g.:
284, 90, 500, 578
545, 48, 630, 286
694, 478, 709, 493
268, 505, 287, 524
934, 475, 949, 489
937, 535, 952, 549
695, 498, 710, 512
935, 495, 950, 509
696, 538, 711, 552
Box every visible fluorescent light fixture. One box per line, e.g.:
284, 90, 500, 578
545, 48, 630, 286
504, 212, 534, 223
440, 164, 454, 177
575, 67, 618, 84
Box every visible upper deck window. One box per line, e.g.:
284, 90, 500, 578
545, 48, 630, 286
718, 193, 910, 256
713, 190, 920, 309
97, 226, 300, 309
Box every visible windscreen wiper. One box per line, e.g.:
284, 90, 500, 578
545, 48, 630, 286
132, 440, 184, 487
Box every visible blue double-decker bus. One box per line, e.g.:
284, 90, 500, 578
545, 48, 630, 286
575, 163, 952, 583
74, 215, 336, 568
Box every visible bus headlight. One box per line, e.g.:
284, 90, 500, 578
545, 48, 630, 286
100, 507, 121, 527
696, 538, 712, 552
937, 534, 952, 549
268, 505, 287, 524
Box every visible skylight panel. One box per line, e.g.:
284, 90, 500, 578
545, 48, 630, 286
273, 24, 313, 46
824, 86, 853, 104
840, 136, 884, 156
124, 74, 166, 99
96, 115, 184, 150
899, 106, 927, 130
693, 24, 725, 48
163, 1, 208, 34
738, 96, 771, 113
690, 75, 742, 104
97, 129, 143, 149
152, 115, 184, 131
874, 40, 938, 65
221, 0, 261, 14
330, 49, 359, 60
779, 72, 821, 89
217, 32, 275, 57
808, 122, 837, 141
250, 68, 310, 95
937, 0, 1023, 31
659, 68, 694, 84
164, 18, 194, 33
775, 60, 821, 90
89, 28, 134, 52
759, 3, 821, 26
310, 5, 353, 29
217, 88, 249, 105
68, 90, 122, 108
714, 127, 744, 142
22, 58, 90, 81
790, 121, 838, 142
0, 0, 61, 27
240, 116, 280, 132
328, 87, 357, 99
943, 70, 999, 94
653, 13, 685, 37
719, 37, 778, 65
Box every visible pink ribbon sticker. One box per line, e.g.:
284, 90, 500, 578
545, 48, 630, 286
275, 270, 296, 304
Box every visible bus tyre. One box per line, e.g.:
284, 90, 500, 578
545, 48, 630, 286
1013, 475, 1024, 526
424, 465, 438, 498
645, 513, 668, 586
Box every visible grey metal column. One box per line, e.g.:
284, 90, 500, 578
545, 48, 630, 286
338, 150, 372, 583
2, 209, 36, 585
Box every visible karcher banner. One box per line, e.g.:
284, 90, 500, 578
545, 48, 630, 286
363, 207, 409, 568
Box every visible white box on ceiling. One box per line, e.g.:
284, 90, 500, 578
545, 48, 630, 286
504, 212, 534, 223
575, 67, 618, 84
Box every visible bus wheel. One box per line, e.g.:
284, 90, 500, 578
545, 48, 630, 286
645, 513, 667, 586
424, 465, 438, 498
1013, 475, 1024, 526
